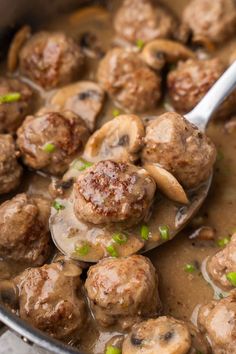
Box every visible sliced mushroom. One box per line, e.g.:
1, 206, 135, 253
7, 25, 31, 72
141, 39, 195, 70
122, 317, 191, 354
48, 81, 105, 131
83, 114, 145, 163
144, 163, 189, 204
69, 6, 110, 26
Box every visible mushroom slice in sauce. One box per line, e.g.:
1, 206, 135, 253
7, 25, 31, 72
48, 81, 105, 131
141, 39, 195, 70
144, 163, 189, 204
83, 114, 145, 163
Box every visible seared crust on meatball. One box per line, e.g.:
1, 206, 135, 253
19, 32, 84, 90
208, 234, 236, 290
85, 255, 160, 329
183, 0, 236, 44
0, 77, 34, 133
15, 260, 87, 339
0, 134, 22, 194
17, 110, 89, 175
0, 193, 51, 265
97, 48, 161, 112
141, 112, 216, 189
122, 316, 209, 354
167, 58, 236, 119
114, 0, 177, 44
73, 160, 156, 226
198, 291, 236, 354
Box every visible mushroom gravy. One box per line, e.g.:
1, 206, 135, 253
0, 1, 236, 353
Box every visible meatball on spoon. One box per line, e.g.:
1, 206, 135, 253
50, 61, 236, 261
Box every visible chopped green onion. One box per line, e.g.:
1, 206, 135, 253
217, 237, 230, 247
75, 243, 90, 256
52, 200, 65, 211
159, 225, 170, 241
112, 232, 128, 245
106, 245, 118, 257
0, 92, 21, 104
72, 158, 93, 171
112, 108, 120, 117
184, 263, 196, 273
226, 272, 236, 287
217, 150, 224, 161
43, 142, 56, 153
136, 38, 145, 50
140, 224, 149, 240
105, 346, 121, 354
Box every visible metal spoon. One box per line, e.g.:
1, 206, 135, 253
50, 61, 236, 260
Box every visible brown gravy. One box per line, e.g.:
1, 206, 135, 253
1, 1, 236, 353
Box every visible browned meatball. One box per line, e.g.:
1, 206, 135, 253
208, 234, 236, 290
14, 260, 87, 340
141, 112, 216, 189
167, 58, 236, 119
183, 0, 236, 44
17, 110, 89, 175
73, 160, 156, 226
114, 0, 177, 44
0, 193, 51, 265
0, 77, 34, 133
85, 255, 160, 329
19, 32, 84, 90
198, 291, 236, 354
97, 48, 161, 112
122, 317, 209, 354
0, 134, 22, 194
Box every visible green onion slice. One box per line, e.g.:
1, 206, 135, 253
226, 272, 236, 287
140, 224, 149, 240
75, 243, 90, 256
106, 245, 118, 258
136, 38, 144, 50
184, 263, 196, 273
52, 200, 65, 211
105, 346, 121, 354
43, 142, 56, 153
217, 237, 230, 247
72, 158, 93, 171
112, 232, 128, 245
159, 225, 170, 241
112, 108, 121, 117
0, 92, 21, 104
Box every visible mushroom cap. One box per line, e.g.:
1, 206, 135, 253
84, 114, 145, 163
122, 317, 191, 354
48, 81, 105, 131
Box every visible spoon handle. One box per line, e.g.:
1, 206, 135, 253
185, 60, 236, 131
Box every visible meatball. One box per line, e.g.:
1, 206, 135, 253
0, 134, 22, 194
122, 317, 209, 354
167, 58, 236, 119
19, 32, 84, 90
17, 110, 89, 175
208, 234, 236, 290
114, 0, 177, 44
183, 0, 236, 44
97, 48, 161, 112
85, 255, 160, 329
198, 291, 236, 354
141, 112, 216, 189
14, 260, 87, 340
0, 77, 34, 133
73, 160, 156, 226
0, 193, 51, 265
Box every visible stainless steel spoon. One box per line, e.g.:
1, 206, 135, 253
50, 61, 236, 261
